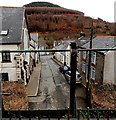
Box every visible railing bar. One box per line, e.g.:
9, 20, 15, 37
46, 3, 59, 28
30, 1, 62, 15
107, 109, 110, 120
58, 110, 60, 120
9, 110, 11, 120
87, 108, 89, 120
38, 114, 41, 120
29, 110, 31, 120
77, 110, 80, 120
3, 109, 116, 119
19, 110, 21, 120
68, 108, 70, 120
1, 47, 116, 53
97, 109, 99, 120
48, 110, 50, 120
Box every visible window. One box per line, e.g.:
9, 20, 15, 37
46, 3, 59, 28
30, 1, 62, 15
86, 64, 88, 80
82, 51, 86, 60
0, 30, 8, 36
82, 61, 86, 73
90, 66, 95, 81
0, 73, 9, 81
91, 51, 96, 65
2, 52, 11, 62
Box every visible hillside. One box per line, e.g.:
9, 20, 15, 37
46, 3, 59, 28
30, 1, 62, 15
24, 2, 60, 7
25, 2, 115, 48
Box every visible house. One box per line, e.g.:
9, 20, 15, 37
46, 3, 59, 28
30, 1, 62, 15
38, 39, 46, 55
53, 40, 72, 66
0, 7, 31, 85
30, 33, 39, 68
78, 36, 116, 85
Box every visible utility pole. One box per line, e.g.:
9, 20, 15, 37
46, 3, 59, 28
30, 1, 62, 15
70, 42, 77, 117
86, 19, 93, 107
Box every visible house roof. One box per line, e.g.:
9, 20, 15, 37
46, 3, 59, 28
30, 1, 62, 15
54, 40, 73, 55
82, 36, 115, 53
54, 40, 72, 50
0, 7, 25, 44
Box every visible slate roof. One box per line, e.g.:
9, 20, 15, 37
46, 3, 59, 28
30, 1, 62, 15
0, 7, 25, 44
54, 40, 73, 55
82, 36, 116, 50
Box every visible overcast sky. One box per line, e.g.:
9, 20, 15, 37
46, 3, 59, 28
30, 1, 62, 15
0, 0, 115, 22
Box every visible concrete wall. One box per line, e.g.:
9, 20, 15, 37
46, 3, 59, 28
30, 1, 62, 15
95, 52, 104, 84
103, 51, 116, 85
54, 52, 65, 65
66, 45, 70, 67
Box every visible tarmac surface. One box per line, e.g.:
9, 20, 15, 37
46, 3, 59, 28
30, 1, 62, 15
27, 55, 87, 110
28, 55, 70, 110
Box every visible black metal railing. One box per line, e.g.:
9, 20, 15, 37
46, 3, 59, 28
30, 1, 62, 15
1, 48, 116, 119
2, 109, 116, 119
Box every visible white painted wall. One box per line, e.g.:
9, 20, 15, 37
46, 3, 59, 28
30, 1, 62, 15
66, 45, 71, 66
103, 51, 116, 85
54, 52, 65, 65
0, 44, 19, 81
24, 28, 30, 65
54, 44, 71, 66
39, 46, 45, 55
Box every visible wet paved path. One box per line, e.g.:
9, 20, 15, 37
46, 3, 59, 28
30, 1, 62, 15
29, 55, 70, 110
29, 55, 87, 110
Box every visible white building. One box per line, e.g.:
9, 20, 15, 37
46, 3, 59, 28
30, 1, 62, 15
38, 39, 46, 55
30, 33, 39, 68
78, 36, 116, 85
0, 7, 31, 85
103, 49, 116, 85
53, 40, 72, 66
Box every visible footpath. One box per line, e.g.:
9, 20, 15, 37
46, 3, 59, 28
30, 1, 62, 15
27, 61, 41, 97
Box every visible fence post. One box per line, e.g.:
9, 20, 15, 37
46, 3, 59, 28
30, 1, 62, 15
69, 42, 77, 117
48, 110, 50, 120
107, 109, 110, 120
77, 109, 80, 120
29, 110, 31, 120
58, 110, 60, 120
97, 109, 99, 120
9, 110, 11, 120
87, 107, 90, 120
19, 110, 21, 120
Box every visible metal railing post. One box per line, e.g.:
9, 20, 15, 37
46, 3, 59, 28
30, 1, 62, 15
69, 42, 77, 117
77, 109, 80, 120
87, 107, 90, 120
9, 110, 11, 120
107, 109, 110, 120
97, 109, 99, 120
19, 110, 21, 120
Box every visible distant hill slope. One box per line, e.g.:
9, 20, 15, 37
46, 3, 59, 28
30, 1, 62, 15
25, 2, 115, 48
24, 2, 60, 7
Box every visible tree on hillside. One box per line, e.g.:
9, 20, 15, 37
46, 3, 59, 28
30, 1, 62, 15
24, 2, 60, 7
